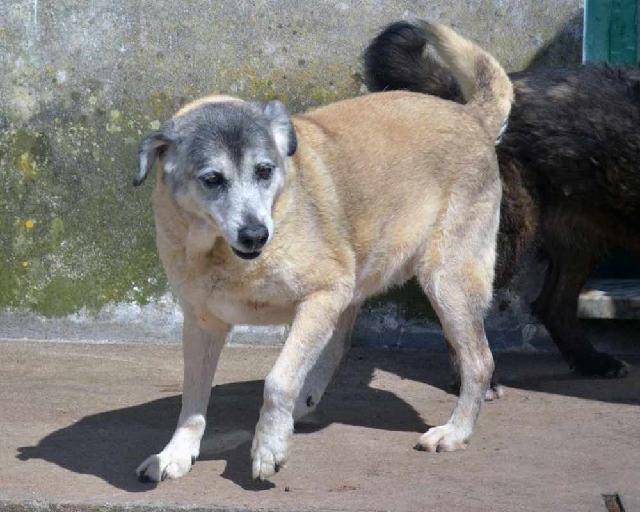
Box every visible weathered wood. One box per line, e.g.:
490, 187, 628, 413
579, 279, 640, 319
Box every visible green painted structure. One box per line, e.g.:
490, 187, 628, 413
584, 0, 639, 64
584, 0, 640, 279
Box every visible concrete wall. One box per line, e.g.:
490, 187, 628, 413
0, 1, 583, 344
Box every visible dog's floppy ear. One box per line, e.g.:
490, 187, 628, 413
262, 100, 297, 157
134, 130, 176, 186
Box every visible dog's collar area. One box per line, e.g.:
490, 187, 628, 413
232, 247, 262, 260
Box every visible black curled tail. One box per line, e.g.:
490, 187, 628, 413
363, 21, 461, 102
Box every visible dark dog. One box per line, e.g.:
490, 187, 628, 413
364, 21, 638, 378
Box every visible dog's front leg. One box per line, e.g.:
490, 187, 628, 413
252, 288, 352, 480
292, 303, 360, 421
137, 308, 230, 482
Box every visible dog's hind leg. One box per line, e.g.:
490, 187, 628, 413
251, 285, 353, 480
415, 188, 498, 452
416, 259, 495, 452
292, 303, 360, 422
137, 308, 230, 482
533, 239, 628, 378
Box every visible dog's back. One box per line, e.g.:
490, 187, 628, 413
288, 20, 513, 290
292, 91, 497, 275
499, 66, 640, 222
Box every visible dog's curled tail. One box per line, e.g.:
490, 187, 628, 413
365, 20, 513, 141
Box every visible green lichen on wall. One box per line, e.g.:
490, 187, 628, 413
0, 113, 168, 315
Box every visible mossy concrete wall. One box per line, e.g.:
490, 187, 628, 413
0, 1, 582, 341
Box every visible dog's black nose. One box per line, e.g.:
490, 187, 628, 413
238, 222, 269, 251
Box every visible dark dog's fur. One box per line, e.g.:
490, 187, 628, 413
365, 21, 640, 377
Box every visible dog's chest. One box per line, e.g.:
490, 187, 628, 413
176, 255, 298, 327
206, 295, 294, 326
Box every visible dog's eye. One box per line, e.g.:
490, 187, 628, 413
255, 163, 274, 181
198, 172, 225, 189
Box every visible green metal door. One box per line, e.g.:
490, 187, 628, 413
583, 0, 639, 64
584, 1, 640, 278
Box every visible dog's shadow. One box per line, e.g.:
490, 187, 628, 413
15, 350, 431, 493
15, 349, 639, 492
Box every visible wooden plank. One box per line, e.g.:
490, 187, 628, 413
578, 279, 640, 319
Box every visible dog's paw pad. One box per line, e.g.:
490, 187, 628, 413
136, 452, 194, 482
416, 424, 468, 453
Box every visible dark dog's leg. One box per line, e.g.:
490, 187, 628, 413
533, 245, 628, 378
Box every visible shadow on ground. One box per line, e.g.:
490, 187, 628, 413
16, 349, 638, 493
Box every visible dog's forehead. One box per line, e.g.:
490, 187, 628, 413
174, 103, 274, 166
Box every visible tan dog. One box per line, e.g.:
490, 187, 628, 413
133, 20, 512, 482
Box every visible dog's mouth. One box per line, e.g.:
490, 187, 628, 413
232, 248, 262, 260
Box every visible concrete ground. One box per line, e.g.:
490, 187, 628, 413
0, 340, 638, 512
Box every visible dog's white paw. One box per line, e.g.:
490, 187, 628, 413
415, 423, 469, 453
251, 418, 292, 480
251, 442, 286, 480
136, 449, 197, 482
